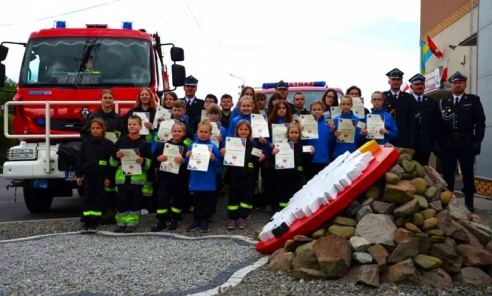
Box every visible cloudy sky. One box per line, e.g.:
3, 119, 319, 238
1, 0, 420, 106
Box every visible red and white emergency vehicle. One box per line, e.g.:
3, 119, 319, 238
256, 81, 344, 106
0, 21, 186, 212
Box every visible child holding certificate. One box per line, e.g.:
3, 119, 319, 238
360, 91, 399, 145
303, 101, 335, 181
272, 122, 312, 211
151, 122, 190, 232
185, 120, 221, 233
76, 118, 116, 233
331, 95, 365, 159
110, 115, 152, 233
221, 120, 264, 230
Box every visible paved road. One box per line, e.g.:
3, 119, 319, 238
0, 177, 82, 222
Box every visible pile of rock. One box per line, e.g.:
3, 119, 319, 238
267, 151, 492, 289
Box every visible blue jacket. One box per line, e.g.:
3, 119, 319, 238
227, 113, 252, 137
332, 112, 364, 159
187, 139, 221, 191
303, 118, 334, 164
365, 109, 399, 145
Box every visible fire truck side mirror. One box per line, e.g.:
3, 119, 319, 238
0, 64, 5, 87
170, 47, 184, 62
171, 64, 186, 87
0, 45, 8, 61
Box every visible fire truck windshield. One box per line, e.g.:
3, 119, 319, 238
19, 37, 152, 87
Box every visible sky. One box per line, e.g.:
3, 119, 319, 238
0, 0, 420, 108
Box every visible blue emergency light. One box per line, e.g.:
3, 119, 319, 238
261, 81, 326, 89
122, 21, 133, 30
34, 118, 46, 126
55, 21, 66, 29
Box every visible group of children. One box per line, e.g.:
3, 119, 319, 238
75, 87, 399, 234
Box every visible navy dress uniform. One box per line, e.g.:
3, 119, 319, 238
383, 68, 416, 148
181, 75, 204, 133
435, 71, 486, 212
408, 74, 439, 166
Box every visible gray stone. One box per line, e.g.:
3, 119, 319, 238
380, 258, 418, 284
352, 252, 373, 264
288, 268, 328, 280
367, 244, 389, 272
356, 205, 373, 222
417, 268, 454, 290
457, 244, 492, 267
393, 199, 420, 217
428, 238, 462, 274
269, 251, 295, 272
355, 214, 397, 247
370, 201, 396, 214
349, 236, 371, 252
454, 267, 492, 286
293, 241, 319, 270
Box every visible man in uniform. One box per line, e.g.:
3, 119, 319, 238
276, 80, 295, 113
181, 75, 204, 133
435, 71, 486, 212
408, 73, 439, 166
383, 68, 416, 148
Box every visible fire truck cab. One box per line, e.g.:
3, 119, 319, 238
0, 21, 186, 212
256, 81, 344, 106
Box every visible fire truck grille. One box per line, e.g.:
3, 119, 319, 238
39, 119, 85, 131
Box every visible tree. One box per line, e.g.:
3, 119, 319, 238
0, 77, 16, 103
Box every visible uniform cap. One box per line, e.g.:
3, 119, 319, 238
184, 75, 198, 86
409, 73, 426, 84
448, 71, 467, 83
275, 80, 289, 89
386, 68, 404, 79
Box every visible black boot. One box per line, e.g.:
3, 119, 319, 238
465, 195, 475, 213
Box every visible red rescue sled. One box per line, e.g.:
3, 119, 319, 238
256, 144, 399, 254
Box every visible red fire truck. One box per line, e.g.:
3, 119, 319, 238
0, 21, 186, 212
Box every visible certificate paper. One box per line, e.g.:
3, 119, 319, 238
351, 97, 365, 119
105, 132, 118, 143
251, 114, 269, 138
120, 148, 142, 175
366, 114, 385, 140
330, 106, 341, 119
153, 106, 172, 128
134, 112, 150, 135
157, 119, 177, 142
337, 118, 356, 143
159, 143, 184, 174
223, 137, 246, 167
271, 123, 288, 143
187, 144, 211, 172
211, 122, 222, 147
300, 114, 319, 139
274, 142, 295, 169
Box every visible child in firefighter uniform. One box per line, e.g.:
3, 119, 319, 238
76, 118, 116, 233
151, 122, 191, 232
110, 115, 152, 233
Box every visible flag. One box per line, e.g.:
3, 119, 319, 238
426, 35, 443, 58
440, 58, 449, 82
401, 80, 410, 93
420, 40, 432, 74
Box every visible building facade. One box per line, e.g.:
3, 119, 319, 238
421, 0, 491, 196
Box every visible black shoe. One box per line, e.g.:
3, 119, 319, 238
124, 226, 136, 233
200, 221, 209, 233
113, 225, 126, 233
466, 206, 475, 213
151, 221, 167, 232
186, 221, 200, 232
168, 220, 178, 231
79, 223, 89, 234
87, 224, 99, 233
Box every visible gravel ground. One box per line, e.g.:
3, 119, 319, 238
2, 194, 492, 295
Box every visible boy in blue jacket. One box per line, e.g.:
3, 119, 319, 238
360, 91, 399, 145
185, 120, 222, 232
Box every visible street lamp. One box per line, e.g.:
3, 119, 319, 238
229, 73, 245, 96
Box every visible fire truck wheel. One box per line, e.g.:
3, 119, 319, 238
23, 185, 54, 213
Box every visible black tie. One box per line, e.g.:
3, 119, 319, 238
188, 99, 192, 107
394, 93, 398, 99
455, 97, 459, 105
417, 96, 422, 103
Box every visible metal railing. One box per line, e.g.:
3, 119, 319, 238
3, 100, 134, 173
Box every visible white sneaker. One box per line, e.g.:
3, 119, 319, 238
140, 209, 149, 216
